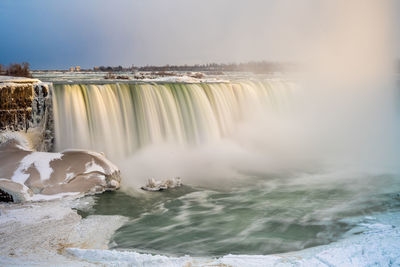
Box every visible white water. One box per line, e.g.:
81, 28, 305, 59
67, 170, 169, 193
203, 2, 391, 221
51, 77, 399, 190
52, 80, 294, 157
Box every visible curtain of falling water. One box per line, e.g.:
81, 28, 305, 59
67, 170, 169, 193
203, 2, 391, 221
52, 81, 294, 159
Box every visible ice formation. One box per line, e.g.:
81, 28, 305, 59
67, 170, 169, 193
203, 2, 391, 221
141, 177, 182, 191
0, 132, 121, 202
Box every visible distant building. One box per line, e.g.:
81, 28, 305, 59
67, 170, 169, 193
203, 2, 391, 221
69, 67, 74, 72
93, 66, 100, 71
75, 66, 81, 72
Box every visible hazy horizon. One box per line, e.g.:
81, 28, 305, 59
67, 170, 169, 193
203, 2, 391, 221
1, 0, 399, 70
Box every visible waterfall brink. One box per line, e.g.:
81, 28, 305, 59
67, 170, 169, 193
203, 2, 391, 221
52, 81, 294, 160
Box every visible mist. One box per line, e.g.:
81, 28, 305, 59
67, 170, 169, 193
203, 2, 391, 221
116, 0, 399, 191
34, 0, 400, 191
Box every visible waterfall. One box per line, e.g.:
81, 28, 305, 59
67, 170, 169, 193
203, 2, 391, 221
52, 80, 294, 160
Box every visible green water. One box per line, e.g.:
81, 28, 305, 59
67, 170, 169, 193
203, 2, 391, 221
80, 174, 400, 257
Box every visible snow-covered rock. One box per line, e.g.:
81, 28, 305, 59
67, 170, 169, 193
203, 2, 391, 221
0, 132, 121, 202
141, 177, 182, 191
0, 76, 54, 151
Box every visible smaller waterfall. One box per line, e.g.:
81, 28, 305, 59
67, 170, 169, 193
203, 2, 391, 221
52, 81, 294, 160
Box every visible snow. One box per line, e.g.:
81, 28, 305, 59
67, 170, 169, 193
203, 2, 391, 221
141, 177, 182, 191
0, 200, 129, 266
62, 149, 120, 173
0, 178, 32, 202
140, 75, 229, 84
65, 172, 75, 182
86, 151, 120, 172
11, 151, 63, 183
30, 192, 81, 201
0, 75, 40, 84
66, 248, 192, 267
0, 132, 32, 150
85, 159, 105, 174
0, 201, 72, 225
69, 196, 97, 213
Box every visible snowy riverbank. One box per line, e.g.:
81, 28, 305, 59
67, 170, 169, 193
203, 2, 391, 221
1, 197, 399, 266
0, 198, 128, 266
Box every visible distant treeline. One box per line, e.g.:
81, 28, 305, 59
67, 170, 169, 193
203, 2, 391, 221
94, 61, 297, 74
0, 63, 32, 78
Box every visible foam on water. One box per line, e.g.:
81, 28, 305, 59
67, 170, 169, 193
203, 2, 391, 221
65, 210, 400, 267
81, 172, 400, 257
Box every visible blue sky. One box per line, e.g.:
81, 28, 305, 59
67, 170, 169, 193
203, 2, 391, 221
0, 0, 398, 70
0, 0, 127, 69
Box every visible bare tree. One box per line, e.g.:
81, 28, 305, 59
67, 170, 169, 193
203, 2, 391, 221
5, 62, 32, 78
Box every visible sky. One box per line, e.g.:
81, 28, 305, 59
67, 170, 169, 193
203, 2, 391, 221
0, 0, 399, 70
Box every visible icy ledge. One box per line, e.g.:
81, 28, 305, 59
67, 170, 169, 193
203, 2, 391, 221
0, 131, 121, 202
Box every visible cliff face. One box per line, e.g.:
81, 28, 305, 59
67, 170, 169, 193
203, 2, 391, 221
0, 76, 54, 151
0, 82, 34, 131
0, 77, 121, 203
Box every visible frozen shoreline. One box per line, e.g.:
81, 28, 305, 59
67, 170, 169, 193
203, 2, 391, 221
0, 198, 399, 266
65, 211, 400, 266
0, 198, 128, 266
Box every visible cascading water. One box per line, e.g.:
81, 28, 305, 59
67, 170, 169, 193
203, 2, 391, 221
47, 76, 400, 257
52, 81, 294, 159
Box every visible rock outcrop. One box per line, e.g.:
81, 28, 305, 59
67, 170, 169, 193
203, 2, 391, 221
0, 76, 54, 151
0, 78, 37, 131
0, 134, 121, 203
0, 76, 121, 203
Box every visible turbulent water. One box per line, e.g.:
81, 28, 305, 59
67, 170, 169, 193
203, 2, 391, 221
45, 74, 400, 258
81, 174, 400, 257
52, 81, 294, 159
